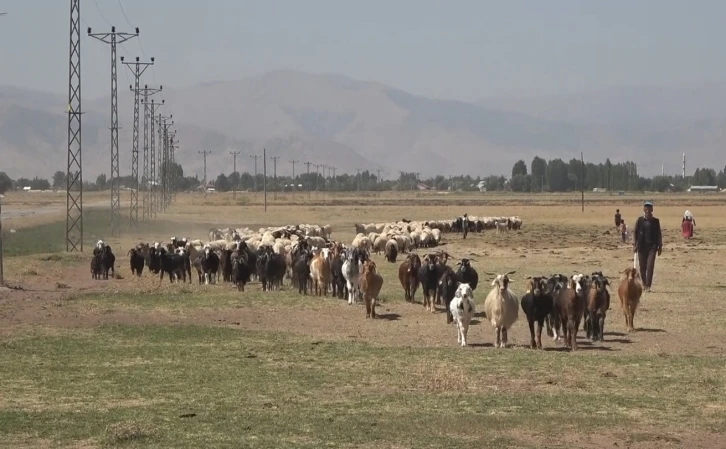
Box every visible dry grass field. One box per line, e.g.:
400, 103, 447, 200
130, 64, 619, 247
1, 190, 725, 448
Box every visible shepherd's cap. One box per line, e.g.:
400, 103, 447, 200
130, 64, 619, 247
644, 201, 653, 207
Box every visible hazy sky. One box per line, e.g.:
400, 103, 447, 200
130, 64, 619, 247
1, 0, 724, 100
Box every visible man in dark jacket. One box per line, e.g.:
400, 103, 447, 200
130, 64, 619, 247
614, 209, 622, 228
462, 213, 469, 240
632, 201, 662, 292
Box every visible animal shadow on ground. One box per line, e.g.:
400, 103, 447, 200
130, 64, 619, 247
602, 338, 632, 344
636, 328, 666, 333
468, 342, 494, 348
376, 313, 401, 321
604, 331, 626, 336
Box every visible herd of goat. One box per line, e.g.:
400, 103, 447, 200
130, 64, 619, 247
90, 215, 644, 350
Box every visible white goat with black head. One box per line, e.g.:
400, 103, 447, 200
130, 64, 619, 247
450, 283, 476, 347
483, 269, 520, 348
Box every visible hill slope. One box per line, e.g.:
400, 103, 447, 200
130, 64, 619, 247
2, 72, 725, 179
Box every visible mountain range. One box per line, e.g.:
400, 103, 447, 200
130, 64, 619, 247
2, 70, 725, 180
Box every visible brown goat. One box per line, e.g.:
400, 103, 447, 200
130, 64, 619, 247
585, 273, 610, 342
398, 254, 421, 302
360, 260, 384, 318
554, 273, 589, 351
310, 249, 331, 296
618, 268, 643, 332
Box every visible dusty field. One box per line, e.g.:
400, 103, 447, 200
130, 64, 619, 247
1, 192, 725, 448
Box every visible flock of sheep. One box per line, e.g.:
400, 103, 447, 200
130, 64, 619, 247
111, 214, 643, 350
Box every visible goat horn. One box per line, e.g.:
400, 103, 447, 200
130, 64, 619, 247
506, 267, 519, 275
483, 271, 497, 276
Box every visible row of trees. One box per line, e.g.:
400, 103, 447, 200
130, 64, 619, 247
2, 158, 725, 195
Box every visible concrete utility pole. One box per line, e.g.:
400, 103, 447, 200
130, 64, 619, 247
66, 0, 83, 252
148, 99, 163, 217
331, 166, 337, 190
199, 151, 211, 198
289, 159, 299, 192
376, 169, 383, 183
89, 25, 139, 237
230, 150, 241, 198
356, 168, 362, 191
270, 156, 280, 198
581, 152, 585, 213
122, 56, 154, 227
250, 154, 260, 192
138, 84, 161, 221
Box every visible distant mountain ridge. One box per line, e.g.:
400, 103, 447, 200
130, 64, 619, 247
1, 71, 725, 179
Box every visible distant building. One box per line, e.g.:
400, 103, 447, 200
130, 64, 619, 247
592, 188, 607, 192
688, 185, 719, 192
22, 186, 31, 192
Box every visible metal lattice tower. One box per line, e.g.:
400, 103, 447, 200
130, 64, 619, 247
140, 87, 162, 220
122, 57, 154, 227
89, 25, 139, 237
157, 115, 173, 210
149, 100, 163, 217
170, 133, 178, 203
199, 151, 211, 198
66, 0, 83, 251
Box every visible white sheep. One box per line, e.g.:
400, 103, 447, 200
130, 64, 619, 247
450, 283, 476, 347
483, 270, 520, 348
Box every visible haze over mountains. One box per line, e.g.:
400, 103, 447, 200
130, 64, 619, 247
2, 70, 725, 180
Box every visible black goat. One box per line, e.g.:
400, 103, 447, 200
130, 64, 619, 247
456, 258, 479, 291
128, 246, 145, 277
438, 266, 460, 324
219, 249, 233, 283
520, 276, 554, 349
331, 251, 346, 299
159, 249, 186, 283
231, 252, 252, 291
93, 245, 115, 280
545, 273, 569, 340
294, 251, 313, 295
90, 253, 103, 279
417, 254, 439, 312
146, 246, 162, 274
200, 246, 220, 284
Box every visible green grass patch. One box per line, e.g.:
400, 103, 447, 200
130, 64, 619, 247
0, 325, 723, 448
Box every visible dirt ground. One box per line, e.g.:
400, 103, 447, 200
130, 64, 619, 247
2, 194, 725, 448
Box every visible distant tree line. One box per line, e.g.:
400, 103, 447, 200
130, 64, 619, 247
1, 157, 725, 196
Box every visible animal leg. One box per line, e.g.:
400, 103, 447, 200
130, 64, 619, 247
456, 321, 462, 344
502, 328, 508, 348
536, 320, 543, 349
461, 321, 469, 347
528, 320, 536, 349
495, 327, 501, 348
545, 315, 554, 337
598, 314, 605, 342
371, 297, 376, 319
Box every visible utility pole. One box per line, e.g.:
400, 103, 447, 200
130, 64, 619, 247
263, 148, 267, 212
250, 154, 260, 192
270, 156, 280, 198
1, 194, 4, 285
331, 167, 337, 190
89, 25, 139, 237
356, 168, 362, 191
289, 159, 299, 192
581, 152, 585, 213
321, 164, 328, 192
199, 150, 211, 198
230, 150, 241, 198
138, 85, 161, 221
304, 162, 313, 193
376, 169, 383, 183
122, 56, 154, 227
66, 0, 83, 252
148, 99, 163, 217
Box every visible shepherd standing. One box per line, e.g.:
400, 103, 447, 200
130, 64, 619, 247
633, 201, 663, 292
